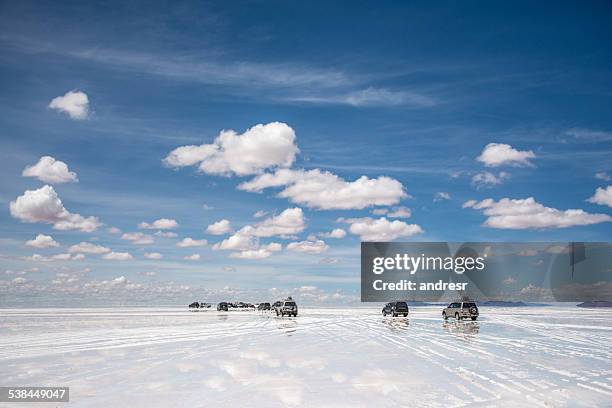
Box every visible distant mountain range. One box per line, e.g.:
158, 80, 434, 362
576, 301, 612, 308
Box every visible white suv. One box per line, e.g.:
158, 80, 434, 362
275, 297, 298, 317
442, 301, 479, 321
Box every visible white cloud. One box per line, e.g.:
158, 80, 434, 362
566, 128, 612, 141
9, 185, 101, 232
263, 242, 282, 252
433, 192, 451, 202
229, 249, 274, 260
464, 197, 612, 229
25, 253, 85, 262
107, 227, 121, 234
26, 234, 59, 248
587, 186, 612, 207
68, 242, 110, 254
471, 171, 510, 189
144, 252, 163, 260
206, 219, 232, 235
247, 208, 305, 237
163, 122, 299, 176
213, 230, 259, 251
184, 254, 201, 261
343, 217, 423, 241
476, 143, 535, 167
319, 228, 346, 239
287, 239, 329, 254
138, 218, 178, 229
177, 237, 208, 248
387, 206, 412, 217
595, 172, 611, 182
253, 210, 267, 218
213, 209, 303, 255
48, 90, 90, 120
13, 277, 28, 285
121, 232, 154, 245
102, 252, 133, 261
239, 168, 407, 210
22, 156, 78, 184
154, 230, 177, 237
287, 87, 436, 107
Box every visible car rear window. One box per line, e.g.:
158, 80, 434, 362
285, 302, 296, 306
396, 302, 408, 308
463, 303, 476, 308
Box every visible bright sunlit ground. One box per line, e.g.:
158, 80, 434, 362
1, 306, 611, 407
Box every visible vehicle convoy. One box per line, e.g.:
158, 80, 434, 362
382, 301, 409, 317
188, 302, 211, 309
442, 300, 479, 321
274, 297, 298, 317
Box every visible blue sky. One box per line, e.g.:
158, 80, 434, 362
1, 1, 611, 305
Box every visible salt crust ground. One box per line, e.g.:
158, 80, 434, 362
1, 306, 611, 407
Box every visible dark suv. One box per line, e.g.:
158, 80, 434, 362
382, 301, 409, 317
217, 302, 229, 311
258, 302, 271, 310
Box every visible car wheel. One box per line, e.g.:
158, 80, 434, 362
471, 317, 477, 321
403, 313, 408, 317
392, 312, 397, 317
442, 311, 447, 320
455, 312, 460, 320
276, 310, 279, 316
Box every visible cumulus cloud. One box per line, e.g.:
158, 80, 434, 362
253, 210, 267, 218
102, 252, 133, 261
387, 206, 412, 217
476, 143, 535, 167
319, 228, 346, 239
26, 234, 60, 248
48, 90, 90, 120
228, 244, 280, 259
343, 217, 423, 241
471, 171, 510, 189
9, 185, 101, 232
25, 253, 85, 262
138, 218, 178, 230
68, 242, 110, 254
144, 252, 163, 260
184, 254, 201, 261
595, 172, 611, 182
229, 249, 274, 259
215, 208, 305, 253
247, 208, 305, 237
239, 168, 407, 210
155, 230, 178, 237
121, 232, 154, 245
163, 122, 299, 176
464, 197, 612, 229
287, 239, 329, 254
587, 186, 612, 207
213, 230, 259, 251
433, 192, 451, 202
214, 210, 300, 257
206, 219, 232, 235
22, 156, 78, 184
177, 237, 208, 248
